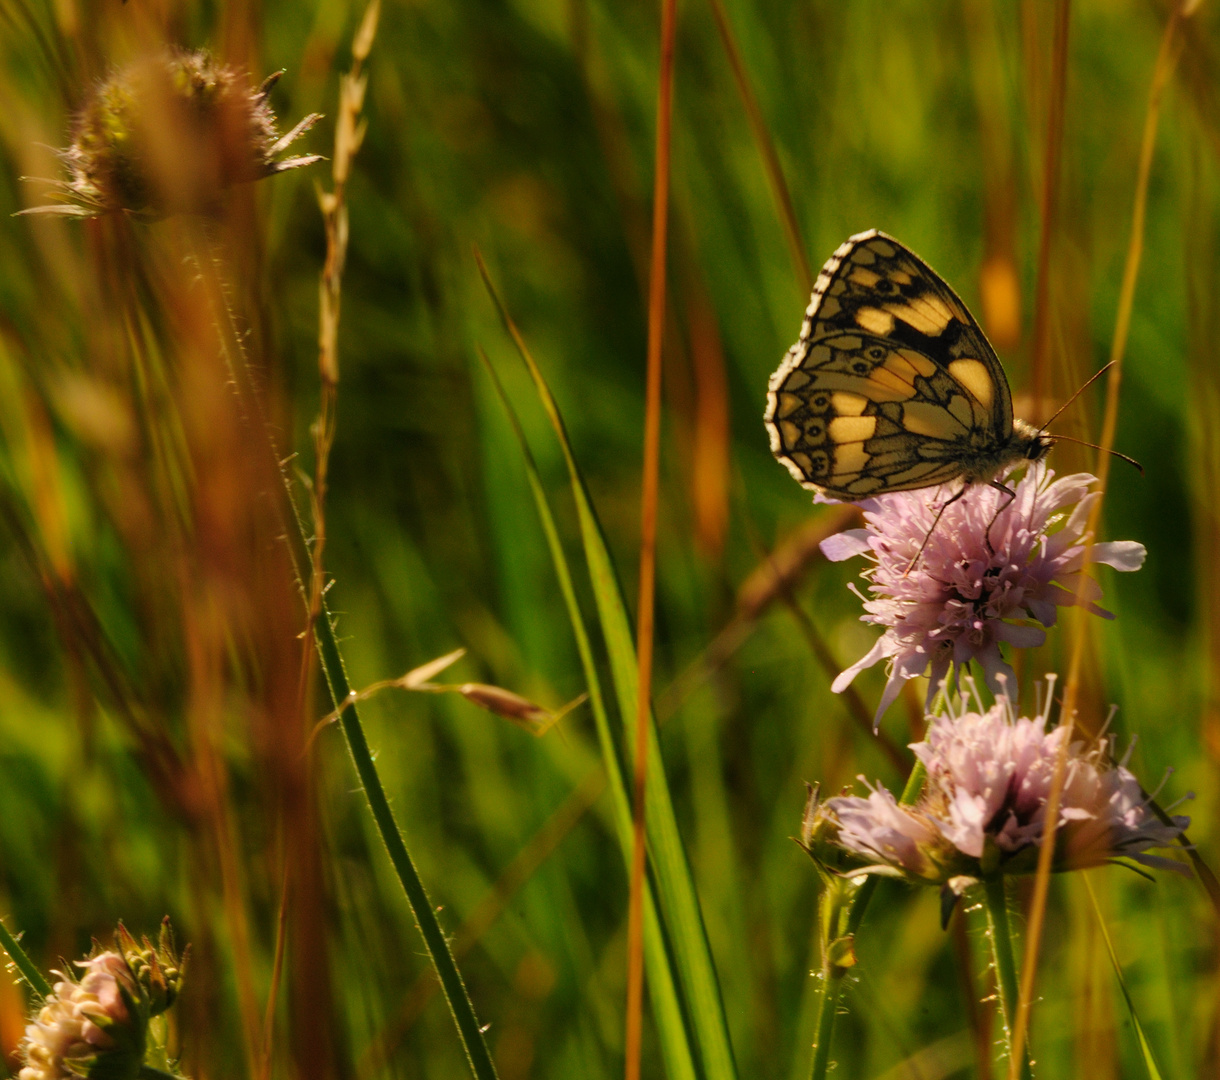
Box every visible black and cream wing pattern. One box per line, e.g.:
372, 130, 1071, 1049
764, 230, 1020, 500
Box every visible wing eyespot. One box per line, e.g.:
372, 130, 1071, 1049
866, 346, 885, 361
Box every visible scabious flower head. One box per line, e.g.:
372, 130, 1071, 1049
822, 681, 1190, 891
23, 49, 320, 219
18, 922, 188, 1080
820, 463, 1145, 724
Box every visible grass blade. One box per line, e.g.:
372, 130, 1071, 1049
475, 344, 700, 1080
1083, 875, 1166, 1080
476, 252, 739, 1080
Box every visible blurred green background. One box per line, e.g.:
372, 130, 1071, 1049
0, 0, 1217, 1077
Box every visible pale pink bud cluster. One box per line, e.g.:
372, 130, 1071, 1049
19, 953, 141, 1080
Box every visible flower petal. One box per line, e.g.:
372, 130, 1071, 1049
974, 644, 1015, 699
873, 668, 910, 729
820, 529, 872, 562
1091, 541, 1146, 572
831, 635, 894, 693
994, 622, 1046, 648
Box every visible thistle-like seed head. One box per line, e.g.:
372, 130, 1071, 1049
24, 49, 321, 219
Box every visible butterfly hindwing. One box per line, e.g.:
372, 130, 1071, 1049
765, 230, 1018, 499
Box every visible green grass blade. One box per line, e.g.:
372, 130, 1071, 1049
1083, 875, 1165, 1080
476, 252, 739, 1080
475, 345, 699, 1080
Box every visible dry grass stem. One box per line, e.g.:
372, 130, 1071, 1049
624, 0, 678, 1075
1008, 7, 1189, 1075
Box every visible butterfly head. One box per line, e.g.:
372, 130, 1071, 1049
1013, 418, 1053, 464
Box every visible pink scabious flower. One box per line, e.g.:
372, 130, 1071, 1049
820, 462, 1145, 724
823, 681, 1190, 890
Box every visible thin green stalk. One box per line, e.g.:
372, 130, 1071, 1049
194, 235, 500, 1080
0, 917, 51, 998
983, 877, 1030, 1080
807, 759, 925, 1078
807, 962, 846, 1080
313, 599, 501, 1080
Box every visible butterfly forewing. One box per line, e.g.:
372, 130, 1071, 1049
765, 230, 1018, 499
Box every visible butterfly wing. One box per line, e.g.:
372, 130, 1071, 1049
765, 230, 1016, 499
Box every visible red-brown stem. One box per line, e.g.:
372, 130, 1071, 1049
1007, 7, 1186, 1075
1029, 0, 1071, 422
625, 0, 677, 1076
705, 0, 812, 297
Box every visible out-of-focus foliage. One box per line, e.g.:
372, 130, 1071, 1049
0, 1, 1216, 1078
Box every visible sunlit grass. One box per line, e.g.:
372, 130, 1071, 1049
0, 1, 1216, 1078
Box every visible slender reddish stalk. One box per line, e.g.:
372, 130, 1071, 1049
705, 0, 812, 297
1029, 0, 1071, 421
625, 0, 677, 1075
1007, 8, 1186, 1076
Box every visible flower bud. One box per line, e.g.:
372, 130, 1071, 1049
115, 919, 187, 1017
18, 921, 189, 1080
19, 952, 144, 1080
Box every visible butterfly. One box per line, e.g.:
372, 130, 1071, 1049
764, 230, 1051, 503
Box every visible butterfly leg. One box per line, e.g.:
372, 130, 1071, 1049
904, 484, 969, 576
982, 479, 1018, 555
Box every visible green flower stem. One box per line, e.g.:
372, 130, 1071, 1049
0, 917, 51, 998
983, 876, 1031, 1080
808, 958, 847, 1080
808, 759, 926, 1080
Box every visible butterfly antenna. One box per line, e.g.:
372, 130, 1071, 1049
904, 486, 967, 576
1036, 361, 1117, 434
1047, 434, 1143, 474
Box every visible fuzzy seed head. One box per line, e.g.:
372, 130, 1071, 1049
25, 49, 320, 218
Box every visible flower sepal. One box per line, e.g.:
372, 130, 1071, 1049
116, 920, 187, 1018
